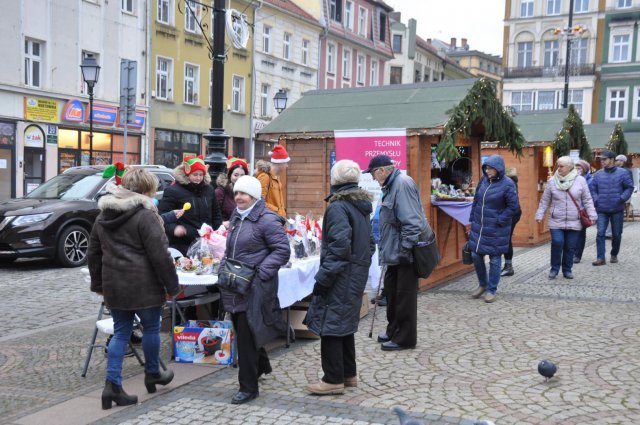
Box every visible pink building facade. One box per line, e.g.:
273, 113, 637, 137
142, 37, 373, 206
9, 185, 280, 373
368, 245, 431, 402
317, 0, 394, 89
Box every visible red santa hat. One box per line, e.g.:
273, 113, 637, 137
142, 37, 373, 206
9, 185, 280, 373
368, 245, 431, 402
269, 145, 290, 163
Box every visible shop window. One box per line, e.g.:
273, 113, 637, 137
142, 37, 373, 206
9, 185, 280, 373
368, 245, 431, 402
430, 145, 473, 194
154, 129, 202, 168
390, 66, 402, 84
58, 129, 79, 149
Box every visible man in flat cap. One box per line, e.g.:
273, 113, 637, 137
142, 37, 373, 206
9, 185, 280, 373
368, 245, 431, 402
590, 150, 634, 266
364, 155, 430, 351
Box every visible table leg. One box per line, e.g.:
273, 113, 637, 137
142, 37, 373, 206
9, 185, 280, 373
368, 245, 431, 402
286, 307, 291, 348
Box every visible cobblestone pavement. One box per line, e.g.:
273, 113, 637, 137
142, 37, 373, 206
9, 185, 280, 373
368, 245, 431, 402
4, 224, 640, 424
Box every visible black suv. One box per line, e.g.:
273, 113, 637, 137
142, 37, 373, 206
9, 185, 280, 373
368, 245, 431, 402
0, 165, 175, 267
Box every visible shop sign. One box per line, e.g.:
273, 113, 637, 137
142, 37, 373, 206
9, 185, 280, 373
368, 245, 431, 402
46, 125, 58, 144
24, 125, 45, 148
89, 104, 118, 125
24, 97, 59, 123
62, 99, 85, 122
117, 109, 145, 129
254, 119, 268, 134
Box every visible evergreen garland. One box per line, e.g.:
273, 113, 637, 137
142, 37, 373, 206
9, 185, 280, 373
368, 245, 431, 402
438, 78, 524, 161
551, 105, 592, 161
606, 123, 628, 155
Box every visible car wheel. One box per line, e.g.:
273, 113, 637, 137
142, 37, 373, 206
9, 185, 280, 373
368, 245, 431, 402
0, 257, 17, 265
56, 225, 90, 267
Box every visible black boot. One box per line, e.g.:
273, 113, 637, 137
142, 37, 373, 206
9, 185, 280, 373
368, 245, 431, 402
501, 264, 514, 277
144, 369, 174, 393
101, 380, 138, 410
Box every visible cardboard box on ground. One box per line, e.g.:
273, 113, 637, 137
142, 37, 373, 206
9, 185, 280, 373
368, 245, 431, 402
173, 320, 235, 365
284, 294, 369, 339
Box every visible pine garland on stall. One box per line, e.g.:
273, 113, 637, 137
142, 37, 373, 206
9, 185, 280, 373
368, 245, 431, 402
551, 104, 592, 161
438, 78, 525, 161
606, 123, 628, 155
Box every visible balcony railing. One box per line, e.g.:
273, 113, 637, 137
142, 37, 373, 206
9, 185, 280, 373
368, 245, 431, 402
504, 63, 595, 78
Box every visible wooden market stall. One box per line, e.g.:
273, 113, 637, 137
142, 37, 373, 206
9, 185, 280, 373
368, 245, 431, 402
481, 110, 567, 246
258, 79, 524, 289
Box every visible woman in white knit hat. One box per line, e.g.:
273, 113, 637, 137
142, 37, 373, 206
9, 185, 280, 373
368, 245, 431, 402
219, 175, 290, 405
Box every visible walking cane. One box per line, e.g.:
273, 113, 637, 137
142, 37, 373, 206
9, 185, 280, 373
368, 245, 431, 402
368, 265, 386, 338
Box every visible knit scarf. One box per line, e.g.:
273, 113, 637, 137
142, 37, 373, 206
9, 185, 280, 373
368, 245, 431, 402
552, 168, 578, 191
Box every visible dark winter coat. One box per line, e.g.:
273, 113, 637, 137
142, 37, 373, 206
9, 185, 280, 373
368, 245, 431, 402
88, 184, 179, 310
590, 166, 634, 213
158, 165, 222, 254
219, 199, 290, 348
468, 155, 519, 256
378, 168, 428, 265
214, 173, 237, 221
305, 184, 375, 337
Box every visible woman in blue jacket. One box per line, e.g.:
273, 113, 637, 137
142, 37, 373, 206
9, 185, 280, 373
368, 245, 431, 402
467, 155, 519, 303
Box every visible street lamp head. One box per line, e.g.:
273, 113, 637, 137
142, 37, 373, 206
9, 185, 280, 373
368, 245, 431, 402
273, 89, 288, 113
80, 54, 101, 88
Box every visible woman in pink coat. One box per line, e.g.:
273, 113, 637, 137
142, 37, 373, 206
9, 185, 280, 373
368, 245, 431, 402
535, 156, 597, 279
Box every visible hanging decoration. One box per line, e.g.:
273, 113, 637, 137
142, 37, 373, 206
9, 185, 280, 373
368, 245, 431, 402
438, 78, 524, 162
551, 104, 592, 161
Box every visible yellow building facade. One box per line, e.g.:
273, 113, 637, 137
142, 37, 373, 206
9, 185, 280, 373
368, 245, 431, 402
150, 0, 255, 167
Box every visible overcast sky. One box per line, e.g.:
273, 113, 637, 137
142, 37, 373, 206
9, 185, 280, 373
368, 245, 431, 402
386, 0, 505, 56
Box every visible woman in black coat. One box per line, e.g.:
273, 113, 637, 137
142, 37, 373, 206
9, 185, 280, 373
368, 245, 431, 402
158, 156, 222, 254
219, 175, 290, 405
305, 160, 375, 395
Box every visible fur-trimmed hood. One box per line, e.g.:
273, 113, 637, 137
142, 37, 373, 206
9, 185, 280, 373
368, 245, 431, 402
97, 184, 161, 229
255, 160, 271, 173
326, 184, 373, 217
173, 163, 212, 186
216, 172, 230, 188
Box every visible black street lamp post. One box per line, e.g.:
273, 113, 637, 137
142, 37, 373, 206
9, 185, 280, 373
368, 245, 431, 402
80, 54, 101, 154
562, 0, 575, 109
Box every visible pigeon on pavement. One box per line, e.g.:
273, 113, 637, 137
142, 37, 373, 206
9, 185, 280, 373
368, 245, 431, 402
538, 359, 558, 381
393, 406, 425, 425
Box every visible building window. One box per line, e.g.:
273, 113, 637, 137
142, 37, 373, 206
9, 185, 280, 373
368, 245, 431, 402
156, 56, 172, 100
546, 0, 561, 15
517, 41, 533, 67
370, 60, 378, 86
393, 34, 402, 53
511, 91, 534, 111
358, 7, 367, 37
184, 0, 199, 33
342, 49, 351, 79
232, 75, 244, 112
283, 32, 291, 60
379, 13, 387, 42
357, 55, 365, 84
24, 39, 42, 88
543, 40, 559, 67
633, 87, 640, 120
184, 63, 198, 104
157, 0, 172, 25
574, 0, 588, 12
263, 25, 271, 54
302, 39, 309, 65
538, 91, 556, 110
616, 0, 631, 8
327, 43, 335, 74
122, 0, 134, 13
607, 88, 627, 120
345, 1, 354, 30
260, 83, 269, 117
567, 89, 583, 116
154, 129, 201, 169
611, 34, 630, 63
390, 66, 402, 84
570, 38, 588, 64
520, 0, 533, 17
330, 0, 342, 22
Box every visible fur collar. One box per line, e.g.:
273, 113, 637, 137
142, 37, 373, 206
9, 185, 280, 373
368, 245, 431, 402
98, 183, 157, 212
328, 187, 373, 204
173, 163, 212, 186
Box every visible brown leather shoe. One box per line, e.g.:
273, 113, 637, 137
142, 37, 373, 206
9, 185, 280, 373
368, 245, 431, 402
610, 256, 618, 263
471, 286, 486, 299
307, 380, 344, 395
344, 376, 357, 387
592, 259, 606, 266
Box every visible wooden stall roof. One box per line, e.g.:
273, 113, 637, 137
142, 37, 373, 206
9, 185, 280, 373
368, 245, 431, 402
258, 79, 479, 136
584, 124, 640, 153
512, 110, 566, 144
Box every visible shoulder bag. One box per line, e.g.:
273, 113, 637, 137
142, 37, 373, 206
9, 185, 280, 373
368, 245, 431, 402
412, 232, 441, 279
567, 191, 592, 228
217, 224, 256, 296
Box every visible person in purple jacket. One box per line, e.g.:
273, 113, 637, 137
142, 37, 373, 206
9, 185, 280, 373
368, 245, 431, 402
215, 157, 249, 228
535, 156, 597, 279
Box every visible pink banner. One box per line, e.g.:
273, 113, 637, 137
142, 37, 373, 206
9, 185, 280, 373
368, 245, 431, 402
334, 129, 407, 171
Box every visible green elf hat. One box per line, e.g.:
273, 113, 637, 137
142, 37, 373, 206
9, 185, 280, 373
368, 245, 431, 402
183, 155, 208, 175
103, 162, 126, 185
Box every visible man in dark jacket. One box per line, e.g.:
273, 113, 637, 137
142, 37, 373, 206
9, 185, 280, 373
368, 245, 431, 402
591, 150, 634, 265
305, 160, 375, 395
364, 155, 429, 351
467, 155, 519, 303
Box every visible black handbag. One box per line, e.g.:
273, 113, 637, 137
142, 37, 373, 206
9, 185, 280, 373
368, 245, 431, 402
217, 258, 256, 296
412, 233, 440, 279
462, 242, 473, 265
